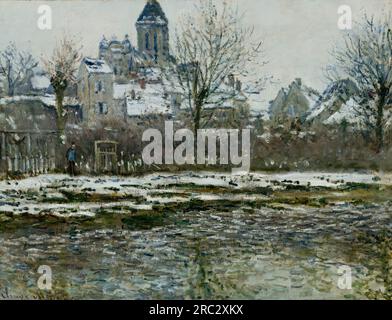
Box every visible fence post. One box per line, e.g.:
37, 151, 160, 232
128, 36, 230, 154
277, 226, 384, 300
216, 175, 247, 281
39, 152, 43, 173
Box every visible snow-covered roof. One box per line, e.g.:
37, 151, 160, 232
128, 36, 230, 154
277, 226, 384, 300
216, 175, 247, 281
126, 83, 172, 116
83, 58, 112, 74
307, 99, 330, 121
0, 94, 79, 107
306, 79, 361, 123
113, 80, 172, 117
323, 98, 361, 125
31, 75, 50, 90
113, 83, 136, 100
127, 98, 171, 117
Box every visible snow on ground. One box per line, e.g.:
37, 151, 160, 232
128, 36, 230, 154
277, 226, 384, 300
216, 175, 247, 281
0, 171, 390, 218
0, 171, 390, 194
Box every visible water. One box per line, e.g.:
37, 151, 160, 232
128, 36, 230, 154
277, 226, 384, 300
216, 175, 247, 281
0, 173, 391, 299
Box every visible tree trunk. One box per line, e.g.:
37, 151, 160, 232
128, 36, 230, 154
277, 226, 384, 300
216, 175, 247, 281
56, 90, 66, 138
375, 90, 386, 153
55, 88, 67, 171
194, 103, 202, 136
193, 101, 202, 155
7, 81, 14, 97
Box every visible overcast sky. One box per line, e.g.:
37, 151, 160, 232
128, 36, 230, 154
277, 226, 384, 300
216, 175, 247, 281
0, 0, 389, 101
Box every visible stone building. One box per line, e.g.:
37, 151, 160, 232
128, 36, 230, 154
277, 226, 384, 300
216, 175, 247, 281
98, 35, 152, 80
269, 78, 321, 125
136, 0, 170, 64
98, 0, 170, 81
77, 58, 124, 124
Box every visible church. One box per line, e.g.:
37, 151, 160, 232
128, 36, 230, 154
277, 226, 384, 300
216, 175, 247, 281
76, 0, 257, 126
98, 0, 170, 79
77, 0, 174, 124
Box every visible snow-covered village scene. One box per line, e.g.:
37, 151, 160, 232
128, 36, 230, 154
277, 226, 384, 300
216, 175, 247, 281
0, 0, 391, 300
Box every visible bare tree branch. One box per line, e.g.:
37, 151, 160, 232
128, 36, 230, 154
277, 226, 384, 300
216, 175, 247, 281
42, 35, 82, 143
0, 42, 38, 96
329, 14, 392, 152
163, 0, 265, 134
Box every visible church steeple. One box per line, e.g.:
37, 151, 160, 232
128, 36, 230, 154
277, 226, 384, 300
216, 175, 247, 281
136, 0, 169, 64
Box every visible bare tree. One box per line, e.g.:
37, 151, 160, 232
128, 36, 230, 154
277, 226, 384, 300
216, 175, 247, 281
164, 0, 264, 136
0, 42, 38, 96
328, 14, 392, 152
42, 36, 82, 144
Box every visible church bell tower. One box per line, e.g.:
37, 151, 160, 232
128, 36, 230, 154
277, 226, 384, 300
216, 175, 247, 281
136, 0, 169, 64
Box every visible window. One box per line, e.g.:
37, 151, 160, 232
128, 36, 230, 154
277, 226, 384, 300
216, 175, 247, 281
95, 80, 104, 93
145, 33, 150, 50
97, 102, 108, 115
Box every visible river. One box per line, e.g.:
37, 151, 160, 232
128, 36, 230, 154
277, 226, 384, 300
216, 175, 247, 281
0, 172, 391, 299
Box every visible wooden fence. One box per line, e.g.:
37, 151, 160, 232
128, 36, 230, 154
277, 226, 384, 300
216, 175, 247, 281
0, 131, 148, 176
0, 130, 57, 175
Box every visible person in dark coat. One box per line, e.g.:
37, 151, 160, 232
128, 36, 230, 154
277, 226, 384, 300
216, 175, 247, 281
66, 142, 77, 176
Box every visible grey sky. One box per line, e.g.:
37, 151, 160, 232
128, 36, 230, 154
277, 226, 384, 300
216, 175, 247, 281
0, 0, 389, 101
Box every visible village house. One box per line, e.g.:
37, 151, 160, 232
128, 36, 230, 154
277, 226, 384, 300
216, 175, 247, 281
77, 58, 124, 124
269, 78, 321, 127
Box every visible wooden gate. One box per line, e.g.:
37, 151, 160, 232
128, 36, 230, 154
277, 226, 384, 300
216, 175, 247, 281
94, 140, 118, 173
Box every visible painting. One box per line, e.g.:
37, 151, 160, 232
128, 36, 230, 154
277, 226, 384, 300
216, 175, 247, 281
0, 0, 391, 301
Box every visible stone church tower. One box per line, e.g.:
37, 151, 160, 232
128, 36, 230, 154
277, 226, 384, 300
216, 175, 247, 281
136, 0, 169, 64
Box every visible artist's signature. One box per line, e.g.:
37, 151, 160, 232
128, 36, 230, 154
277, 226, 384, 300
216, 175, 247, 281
0, 286, 39, 300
